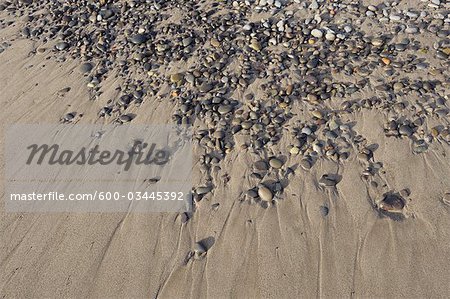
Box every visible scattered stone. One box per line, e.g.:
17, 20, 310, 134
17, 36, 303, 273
79, 62, 93, 73
63, 112, 75, 122
254, 161, 269, 171
193, 241, 206, 259
269, 158, 283, 169
311, 29, 323, 38
55, 42, 69, 51
170, 73, 184, 84
199, 82, 213, 93
319, 206, 329, 217
300, 158, 312, 170
258, 186, 273, 202
319, 174, 338, 187
197, 186, 212, 195
249, 39, 262, 51
379, 193, 405, 213
218, 105, 232, 115
129, 34, 148, 45
119, 114, 132, 123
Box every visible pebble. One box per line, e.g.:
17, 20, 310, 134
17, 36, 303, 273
311, 29, 323, 38
79, 62, 93, 73
325, 33, 335, 41
371, 38, 384, 47
249, 39, 262, 51
255, 161, 269, 171
170, 73, 184, 84
119, 114, 132, 123
319, 174, 338, 187
193, 241, 207, 259
199, 82, 213, 93
379, 194, 405, 213
290, 146, 300, 155
63, 112, 75, 122
218, 105, 232, 115
399, 125, 414, 136
300, 158, 312, 170
269, 158, 283, 169
129, 34, 148, 45
197, 186, 212, 195
258, 186, 273, 202
55, 42, 69, 51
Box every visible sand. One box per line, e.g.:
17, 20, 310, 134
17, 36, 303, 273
1, 2, 450, 299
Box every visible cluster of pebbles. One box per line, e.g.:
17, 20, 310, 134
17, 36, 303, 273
1, 0, 449, 219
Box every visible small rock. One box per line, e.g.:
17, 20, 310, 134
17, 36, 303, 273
193, 241, 206, 259
399, 125, 413, 136
199, 82, 213, 93
258, 186, 273, 202
218, 105, 232, 115
249, 39, 262, 51
269, 158, 283, 169
379, 194, 405, 213
170, 73, 184, 84
319, 174, 337, 187
311, 29, 323, 38
371, 38, 384, 47
119, 114, 132, 123
255, 161, 269, 171
55, 42, 69, 51
79, 62, 93, 73
210, 38, 220, 48
300, 158, 312, 170
129, 34, 148, 45
197, 186, 212, 195
319, 206, 329, 217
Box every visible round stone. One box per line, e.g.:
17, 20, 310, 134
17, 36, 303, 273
182, 37, 193, 47
371, 38, 384, 47
319, 206, 329, 217
325, 33, 335, 41
129, 34, 148, 45
269, 158, 283, 169
199, 82, 213, 92
379, 194, 405, 213
311, 29, 323, 38
193, 242, 206, 255
249, 39, 261, 51
170, 73, 184, 83
197, 186, 212, 195
311, 110, 324, 119
399, 125, 413, 136
119, 114, 132, 123
290, 146, 300, 155
258, 186, 273, 202
218, 105, 232, 115
300, 158, 312, 170
79, 62, 93, 73
55, 42, 69, 51
254, 160, 268, 171
213, 130, 225, 139
64, 113, 75, 121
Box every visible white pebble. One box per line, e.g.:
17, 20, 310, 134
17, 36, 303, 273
311, 29, 323, 38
